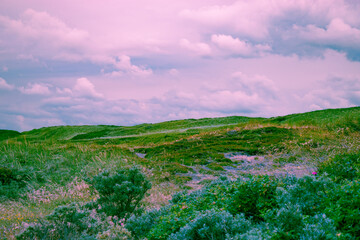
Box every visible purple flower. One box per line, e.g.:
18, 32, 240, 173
312, 171, 317, 175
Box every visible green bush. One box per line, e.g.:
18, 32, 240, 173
88, 166, 151, 219
227, 175, 278, 222
168, 210, 251, 240
318, 153, 360, 182
276, 175, 335, 216
265, 204, 304, 239
126, 207, 168, 239
324, 180, 360, 237
16, 203, 107, 239
0, 166, 34, 200
300, 214, 338, 240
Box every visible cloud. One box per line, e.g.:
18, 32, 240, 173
179, 38, 211, 56
19, 83, 51, 95
110, 55, 153, 77
179, 0, 360, 60
155, 72, 279, 114
294, 18, 360, 49
0, 9, 89, 61
168, 68, 179, 76
73, 77, 103, 99
301, 75, 360, 110
180, 0, 360, 39
211, 34, 271, 57
0, 77, 14, 90
0, 9, 153, 77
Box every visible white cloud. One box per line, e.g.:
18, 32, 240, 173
179, 38, 211, 56
211, 34, 271, 56
73, 77, 103, 99
301, 76, 360, 109
0, 77, 14, 90
169, 68, 179, 76
0, 9, 89, 61
111, 55, 153, 77
180, 0, 360, 40
295, 18, 360, 49
19, 83, 51, 95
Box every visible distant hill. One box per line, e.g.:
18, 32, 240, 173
0, 129, 21, 141
12, 106, 360, 141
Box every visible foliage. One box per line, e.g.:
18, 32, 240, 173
227, 175, 278, 221
127, 175, 360, 239
318, 153, 360, 182
88, 167, 151, 219
16, 203, 107, 239
323, 180, 360, 237
168, 210, 251, 240
276, 175, 335, 216
2, 106, 360, 238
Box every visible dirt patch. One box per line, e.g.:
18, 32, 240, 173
175, 152, 316, 190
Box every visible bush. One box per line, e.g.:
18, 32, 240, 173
276, 175, 335, 216
16, 203, 107, 239
126, 207, 169, 239
0, 166, 33, 200
265, 204, 304, 239
169, 210, 251, 240
227, 175, 278, 221
318, 153, 360, 182
88, 166, 151, 219
324, 180, 360, 238
300, 214, 338, 240
97, 222, 132, 240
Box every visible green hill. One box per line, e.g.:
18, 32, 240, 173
0, 129, 21, 141
1, 106, 360, 238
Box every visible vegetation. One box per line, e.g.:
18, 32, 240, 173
0, 107, 359, 239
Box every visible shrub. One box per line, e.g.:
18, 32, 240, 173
126, 207, 169, 239
276, 175, 335, 216
318, 153, 360, 182
227, 175, 278, 222
324, 180, 360, 238
0, 166, 13, 184
97, 222, 132, 240
300, 214, 338, 240
16, 203, 107, 239
88, 166, 151, 219
169, 210, 251, 240
265, 204, 304, 239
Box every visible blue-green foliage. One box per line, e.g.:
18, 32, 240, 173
227, 175, 278, 221
88, 166, 151, 219
17, 167, 151, 239
16, 203, 106, 240
127, 174, 359, 240
318, 153, 360, 182
276, 175, 335, 216
169, 210, 250, 240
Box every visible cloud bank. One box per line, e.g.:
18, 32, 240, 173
0, 0, 360, 131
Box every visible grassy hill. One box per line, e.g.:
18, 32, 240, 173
1, 107, 359, 239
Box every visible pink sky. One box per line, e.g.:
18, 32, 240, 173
0, 0, 360, 131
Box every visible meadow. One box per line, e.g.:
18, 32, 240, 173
1, 107, 360, 239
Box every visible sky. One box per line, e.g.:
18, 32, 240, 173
0, 0, 360, 131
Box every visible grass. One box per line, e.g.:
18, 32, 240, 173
0, 106, 360, 238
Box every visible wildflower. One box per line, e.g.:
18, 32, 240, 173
312, 171, 317, 175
